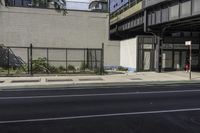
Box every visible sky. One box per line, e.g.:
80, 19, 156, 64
66, 0, 90, 10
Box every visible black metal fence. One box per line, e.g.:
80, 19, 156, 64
0, 44, 104, 76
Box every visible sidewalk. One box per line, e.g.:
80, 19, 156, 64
0, 71, 200, 88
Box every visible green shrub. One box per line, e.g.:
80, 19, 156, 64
15, 64, 28, 74
48, 65, 59, 73
67, 65, 76, 72
32, 57, 48, 73
94, 68, 107, 75
80, 62, 88, 71
117, 66, 128, 71
32, 57, 61, 74
58, 66, 65, 71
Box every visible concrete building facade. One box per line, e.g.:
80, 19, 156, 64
110, 0, 200, 72
0, 5, 120, 67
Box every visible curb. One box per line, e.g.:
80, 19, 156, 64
1, 80, 200, 91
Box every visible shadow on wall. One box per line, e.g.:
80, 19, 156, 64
0, 44, 25, 68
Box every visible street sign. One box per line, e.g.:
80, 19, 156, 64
185, 41, 192, 80
185, 41, 191, 46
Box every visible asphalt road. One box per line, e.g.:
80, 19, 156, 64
1, 83, 200, 133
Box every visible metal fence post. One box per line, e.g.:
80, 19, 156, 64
87, 48, 89, 69
84, 49, 86, 72
66, 48, 68, 73
27, 48, 30, 74
30, 44, 33, 76
46, 48, 49, 74
95, 49, 97, 69
7, 48, 10, 75
101, 43, 104, 75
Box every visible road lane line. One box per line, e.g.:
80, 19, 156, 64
0, 89, 200, 100
1, 108, 200, 124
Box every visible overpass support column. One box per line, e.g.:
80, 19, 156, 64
155, 35, 162, 73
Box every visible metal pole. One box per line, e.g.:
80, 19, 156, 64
66, 48, 68, 73
101, 43, 104, 75
30, 44, 33, 76
189, 44, 192, 80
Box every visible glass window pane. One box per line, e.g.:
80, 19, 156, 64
169, 4, 179, 20
156, 10, 161, 24
180, 1, 191, 17
148, 13, 152, 25
193, 0, 200, 13
162, 8, 169, 22
152, 12, 155, 25
162, 51, 173, 68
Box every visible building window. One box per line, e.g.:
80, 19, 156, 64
155, 10, 161, 24
148, 13, 152, 25
180, 0, 191, 17
161, 7, 169, 22
162, 51, 173, 69
169, 3, 179, 20
192, 0, 200, 14
151, 11, 156, 25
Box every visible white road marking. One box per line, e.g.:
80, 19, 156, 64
1, 108, 200, 124
0, 89, 200, 100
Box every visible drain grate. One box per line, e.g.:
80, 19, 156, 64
79, 78, 103, 81
46, 79, 73, 82
11, 79, 40, 83
129, 78, 142, 80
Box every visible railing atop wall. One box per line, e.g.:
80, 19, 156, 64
143, 0, 169, 8
0, 44, 104, 76
110, 0, 142, 18
4, 0, 90, 11
110, 1, 143, 25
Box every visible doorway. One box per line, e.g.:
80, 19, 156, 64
174, 51, 180, 70
143, 51, 151, 71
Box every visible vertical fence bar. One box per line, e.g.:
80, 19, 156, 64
46, 48, 49, 74
91, 50, 93, 70
30, 44, 33, 76
87, 48, 89, 70
27, 47, 30, 74
84, 49, 86, 72
7, 48, 10, 75
95, 49, 97, 69
101, 43, 104, 75
66, 48, 68, 73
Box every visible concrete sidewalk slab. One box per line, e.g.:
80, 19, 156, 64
0, 71, 200, 89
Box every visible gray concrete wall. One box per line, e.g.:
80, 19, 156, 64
0, 6, 120, 66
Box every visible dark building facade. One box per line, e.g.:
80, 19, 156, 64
110, 0, 200, 72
